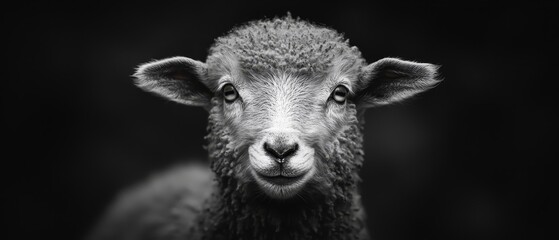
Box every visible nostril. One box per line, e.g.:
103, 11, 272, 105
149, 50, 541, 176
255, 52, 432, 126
280, 143, 298, 158
263, 142, 299, 162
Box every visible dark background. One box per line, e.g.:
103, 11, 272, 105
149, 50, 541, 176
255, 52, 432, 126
5, 1, 555, 240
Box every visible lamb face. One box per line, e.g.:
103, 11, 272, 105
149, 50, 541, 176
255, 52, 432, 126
209, 71, 362, 199
134, 16, 440, 200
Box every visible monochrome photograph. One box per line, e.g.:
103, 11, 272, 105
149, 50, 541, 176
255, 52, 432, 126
6, 1, 554, 240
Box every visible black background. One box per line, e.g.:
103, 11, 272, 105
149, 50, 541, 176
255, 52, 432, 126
5, 1, 555, 240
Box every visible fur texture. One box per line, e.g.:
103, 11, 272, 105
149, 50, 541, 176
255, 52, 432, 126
88, 14, 441, 240
208, 14, 365, 76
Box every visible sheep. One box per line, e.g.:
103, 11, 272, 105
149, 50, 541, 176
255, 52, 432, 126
87, 14, 440, 240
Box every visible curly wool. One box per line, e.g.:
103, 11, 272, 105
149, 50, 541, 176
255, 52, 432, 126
190, 98, 367, 240
207, 14, 365, 75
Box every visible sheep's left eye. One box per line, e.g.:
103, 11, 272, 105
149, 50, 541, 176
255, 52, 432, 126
332, 85, 349, 103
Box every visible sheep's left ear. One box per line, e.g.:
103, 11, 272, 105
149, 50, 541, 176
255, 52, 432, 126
133, 57, 212, 110
355, 58, 440, 107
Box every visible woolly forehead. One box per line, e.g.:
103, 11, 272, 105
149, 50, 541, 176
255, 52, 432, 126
207, 16, 365, 76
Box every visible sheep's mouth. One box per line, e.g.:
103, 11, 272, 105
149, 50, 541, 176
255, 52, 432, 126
256, 173, 305, 186
251, 168, 315, 199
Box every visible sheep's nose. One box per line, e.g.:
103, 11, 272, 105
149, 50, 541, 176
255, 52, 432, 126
263, 141, 299, 164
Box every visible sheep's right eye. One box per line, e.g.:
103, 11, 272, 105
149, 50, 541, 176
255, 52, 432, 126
222, 84, 238, 102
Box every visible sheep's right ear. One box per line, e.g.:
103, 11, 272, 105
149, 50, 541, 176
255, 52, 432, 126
134, 57, 212, 109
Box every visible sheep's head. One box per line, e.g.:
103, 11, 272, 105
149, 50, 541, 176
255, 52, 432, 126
134, 16, 439, 200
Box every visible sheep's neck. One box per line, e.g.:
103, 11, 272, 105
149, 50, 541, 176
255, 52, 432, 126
198, 181, 364, 240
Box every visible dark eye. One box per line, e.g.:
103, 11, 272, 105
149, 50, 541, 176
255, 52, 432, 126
332, 85, 349, 104
222, 84, 238, 102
